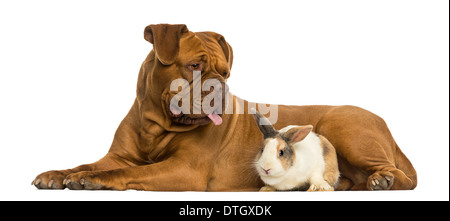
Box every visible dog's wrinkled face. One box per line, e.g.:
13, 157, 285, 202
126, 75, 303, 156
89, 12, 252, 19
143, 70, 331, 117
142, 24, 233, 126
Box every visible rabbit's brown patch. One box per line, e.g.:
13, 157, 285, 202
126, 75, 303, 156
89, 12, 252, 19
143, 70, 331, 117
275, 137, 295, 170
319, 135, 340, 188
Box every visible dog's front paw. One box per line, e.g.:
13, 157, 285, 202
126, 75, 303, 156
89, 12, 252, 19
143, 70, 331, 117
63, 171, 115, 190
32, 170, 71, 189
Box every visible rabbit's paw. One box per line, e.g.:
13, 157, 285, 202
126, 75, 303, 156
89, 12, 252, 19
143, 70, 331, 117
307, 182, 333, 191
259, 185, 276, 192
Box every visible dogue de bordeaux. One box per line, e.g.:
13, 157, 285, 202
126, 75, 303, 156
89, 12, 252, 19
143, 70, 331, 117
32, 24, 417, 191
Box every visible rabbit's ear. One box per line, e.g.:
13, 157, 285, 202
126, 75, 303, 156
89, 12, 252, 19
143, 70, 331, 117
250, 108, 278, 139
282, 125, 313, 144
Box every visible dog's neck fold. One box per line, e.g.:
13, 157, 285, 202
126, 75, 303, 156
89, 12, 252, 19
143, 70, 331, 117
136, 53, 199, 133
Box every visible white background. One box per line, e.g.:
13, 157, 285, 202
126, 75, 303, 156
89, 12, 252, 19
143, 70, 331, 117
0, 0, 448, 201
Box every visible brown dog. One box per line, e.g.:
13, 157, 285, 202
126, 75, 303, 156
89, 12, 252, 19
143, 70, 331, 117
32, 24, 417, 191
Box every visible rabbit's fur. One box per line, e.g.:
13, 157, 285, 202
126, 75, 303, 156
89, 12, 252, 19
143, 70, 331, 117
252, 109, 339, 191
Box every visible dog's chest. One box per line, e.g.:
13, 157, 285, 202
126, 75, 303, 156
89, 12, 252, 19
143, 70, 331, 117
206, 142, 263, 191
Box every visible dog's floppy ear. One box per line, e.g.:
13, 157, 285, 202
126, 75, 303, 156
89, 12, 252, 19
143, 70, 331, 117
250, 108, 278, 139
144, 24, 189, 65
217, 35, 234, 71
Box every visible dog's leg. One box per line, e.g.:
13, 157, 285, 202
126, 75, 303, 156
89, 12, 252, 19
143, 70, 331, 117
316, 106, 417, 190
337, 136, 415, 190
334, 176, 354, 190
32, 103, 147, 189
64, 156, 209, 191
367, 166, 417, 190
346, 138, 416, 190
32, 152, 135, 189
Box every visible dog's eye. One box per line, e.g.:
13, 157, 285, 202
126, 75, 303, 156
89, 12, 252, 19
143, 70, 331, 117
189, 63, 201, 71
279, 150, 284, 157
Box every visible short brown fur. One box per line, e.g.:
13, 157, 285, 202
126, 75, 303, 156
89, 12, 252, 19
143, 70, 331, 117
32, 24, 417, 191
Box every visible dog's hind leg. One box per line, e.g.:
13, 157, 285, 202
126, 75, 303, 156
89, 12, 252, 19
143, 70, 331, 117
342, 136, 416, 190
367, 143, 417, 190
354, 139, 416, 190
316, 106, 417, 190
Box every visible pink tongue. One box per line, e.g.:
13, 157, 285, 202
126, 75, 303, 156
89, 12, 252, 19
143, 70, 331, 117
170, 105, 182, 116
208, 112, 223, 125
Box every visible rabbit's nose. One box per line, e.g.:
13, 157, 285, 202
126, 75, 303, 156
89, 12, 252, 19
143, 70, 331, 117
263, 168, 271, 175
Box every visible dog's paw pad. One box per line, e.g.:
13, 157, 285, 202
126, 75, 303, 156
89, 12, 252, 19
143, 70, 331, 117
368, 172, 394, 190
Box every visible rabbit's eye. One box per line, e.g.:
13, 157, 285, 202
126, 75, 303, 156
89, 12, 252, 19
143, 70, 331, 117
260, 147, 264, 153
279, 150, 284, 157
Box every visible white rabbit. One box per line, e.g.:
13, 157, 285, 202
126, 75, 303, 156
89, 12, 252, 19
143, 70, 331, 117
251, 108, 339, 191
